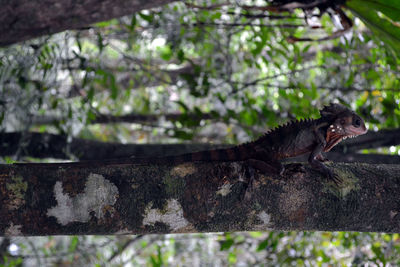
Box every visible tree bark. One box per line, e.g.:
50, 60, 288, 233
1, 160, 400, 236
0, 0, 176, 46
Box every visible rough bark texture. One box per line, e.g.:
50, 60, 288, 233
1, 160, 400, 236
0, 0, 176, 46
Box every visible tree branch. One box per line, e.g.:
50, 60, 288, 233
0, 0, 176, 46
1, 160, 400, 236
333, 128, 400, 153
292, 152, 400, 165
0, 132, 221, 160
31, 112, 213, 125
1, 131, 398, 163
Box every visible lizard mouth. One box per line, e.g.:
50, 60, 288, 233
325, 124, 367, 152
324, 134, 343, 152
342, 135, 357, 140
325, 133, 360, 151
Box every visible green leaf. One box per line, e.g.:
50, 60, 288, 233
211, 11, 222, 20
346, 0, 400, 58
88, 86, 95, 102
68, 106, 73, 119
345, 72, 354, 87
138, 12, 154, 23
87, 109, 96, 122
173, 129, 193, 140
69, 236, 79, 252
354, 0, 400, 22
129, 15, 137, 31
180, 73, 198, 91
97, 33, 104, 53
109, 74, 118, 100
371, 243, 386, 264
51, 99, 58, 109
95, 18, 119, 28
220, 239, 234, 251
228, 251, 237, 264
157, 45, 173, 61
176, 100, 189, 112
177, 49, 185, 63
257, 239, 269, 251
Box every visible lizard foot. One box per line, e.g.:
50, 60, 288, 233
309, 158, 342, 185
324, 168, 342, 185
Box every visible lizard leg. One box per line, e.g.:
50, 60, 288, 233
242, 152, 283, 201
309, 151, 341, 184
246, 158, 284, 175
252, 148, 284, 175
316, 153, 329, 162
310, 127, 341, 184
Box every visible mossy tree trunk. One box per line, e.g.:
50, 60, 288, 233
1, 160, 400, 236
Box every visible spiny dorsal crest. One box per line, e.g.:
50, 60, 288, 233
320, 103, 350, 119
259, 118, 314, 140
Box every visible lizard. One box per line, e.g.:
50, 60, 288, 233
131, 103, 367, 183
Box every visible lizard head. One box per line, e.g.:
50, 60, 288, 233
320, 103, 367, 151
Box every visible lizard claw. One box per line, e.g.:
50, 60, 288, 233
325, 168, 342, 185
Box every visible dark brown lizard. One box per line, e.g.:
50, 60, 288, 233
132, 103, 367, 183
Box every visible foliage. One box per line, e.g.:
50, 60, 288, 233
3, 232, 400, 266
346, 0, 400, 59
0, 0, 399, 145
0, 0, 400, 265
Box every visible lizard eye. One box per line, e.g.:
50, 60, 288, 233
353, 118, 361, 127
340, 119, 345, 125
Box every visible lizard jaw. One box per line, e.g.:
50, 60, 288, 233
324, 133, 343, 152
342, 135, 355, 140
325, 133, 360, 151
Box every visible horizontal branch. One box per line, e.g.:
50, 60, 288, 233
266, 85, 400, 92
0, 0, 176, 46
1, 160, 400, 236
191, 22, 305, 28
333, 128, 400, 153
1, 131, 398, 164
291, 152, 400, 165
0, 132, 220, 160
31, 112, 212, 125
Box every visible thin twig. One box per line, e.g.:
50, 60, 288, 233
108, 235, 144, 262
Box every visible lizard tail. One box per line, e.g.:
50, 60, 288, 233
145, 145, 253, 164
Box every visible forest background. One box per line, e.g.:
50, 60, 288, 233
1, 0, 400, 265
